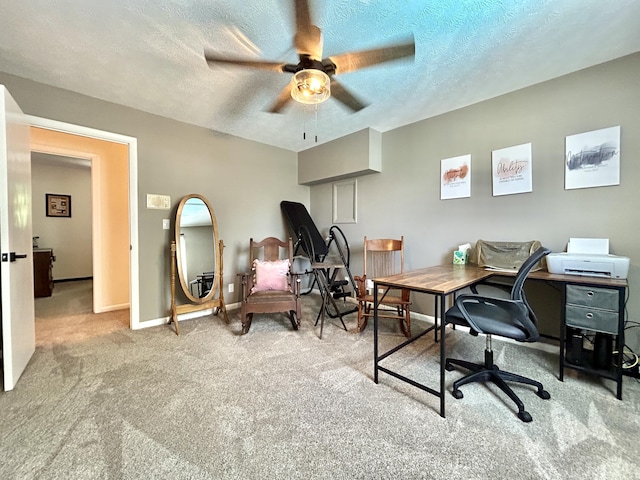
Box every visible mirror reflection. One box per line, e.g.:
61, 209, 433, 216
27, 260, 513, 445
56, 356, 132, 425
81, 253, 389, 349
176, 195, 218, 303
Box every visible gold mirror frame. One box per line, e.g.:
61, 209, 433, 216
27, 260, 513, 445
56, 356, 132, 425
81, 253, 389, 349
170, 194, 228, 334
175, 194, 219, 304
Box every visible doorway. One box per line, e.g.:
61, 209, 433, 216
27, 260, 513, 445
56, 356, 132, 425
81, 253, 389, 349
31, 151, 92, 291
31, 151, 100, 344
27, 115, 140, 330
34, 279, 129, 346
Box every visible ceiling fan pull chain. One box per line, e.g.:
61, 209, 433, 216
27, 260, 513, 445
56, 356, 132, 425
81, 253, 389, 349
300, 104, 319, 142
314, 105, 318, 143
303, 109, 306, 140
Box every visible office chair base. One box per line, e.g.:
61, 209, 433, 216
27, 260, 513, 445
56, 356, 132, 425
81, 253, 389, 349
445, 352, 550, 423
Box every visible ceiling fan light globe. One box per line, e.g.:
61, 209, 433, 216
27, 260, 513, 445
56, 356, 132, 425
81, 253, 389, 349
291, 69, 330, 105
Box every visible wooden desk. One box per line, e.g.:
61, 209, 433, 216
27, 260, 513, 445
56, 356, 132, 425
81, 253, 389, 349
373, 265, 628, 418
374, 265, 490, 418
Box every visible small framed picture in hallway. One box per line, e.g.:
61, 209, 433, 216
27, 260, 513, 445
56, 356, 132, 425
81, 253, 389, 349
46, 193, 71, 218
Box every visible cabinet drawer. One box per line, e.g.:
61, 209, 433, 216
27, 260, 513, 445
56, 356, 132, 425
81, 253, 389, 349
566, 285, 619, 311
566, 304, 619, 335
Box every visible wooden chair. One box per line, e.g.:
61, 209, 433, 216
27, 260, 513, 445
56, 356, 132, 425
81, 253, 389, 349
239, 237, 301, 334
354, 236, 411, 337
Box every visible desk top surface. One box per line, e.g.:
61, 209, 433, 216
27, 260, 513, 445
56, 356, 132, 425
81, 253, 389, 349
374, 264, 627, 294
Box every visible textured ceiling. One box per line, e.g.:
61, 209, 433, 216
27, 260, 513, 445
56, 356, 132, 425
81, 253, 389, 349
1, 1, 639, 152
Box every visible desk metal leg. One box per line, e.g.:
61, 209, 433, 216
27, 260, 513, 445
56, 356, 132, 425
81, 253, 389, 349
616, 288, 625, 400
374, 283, 446, 417
374, 285, 379, 384
559, 285, 566, 381
439, 293, 446, 418
433, 296, 438, 343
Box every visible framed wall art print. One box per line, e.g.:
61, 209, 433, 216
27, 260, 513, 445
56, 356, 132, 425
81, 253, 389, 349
565, 126, 620, 190
491, 143, 532, 197
46, 193, 71, 218
440, 154, 471, 200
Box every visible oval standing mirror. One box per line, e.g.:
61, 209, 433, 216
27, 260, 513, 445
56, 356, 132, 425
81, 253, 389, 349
174, 194, 220, 303
170, 194, 228, 335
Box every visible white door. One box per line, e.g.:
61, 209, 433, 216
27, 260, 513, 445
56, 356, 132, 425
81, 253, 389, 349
0, 85, 35, 391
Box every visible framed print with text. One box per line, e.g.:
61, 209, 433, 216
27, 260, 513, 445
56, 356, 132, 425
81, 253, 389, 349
491, 143, 532, 196
440, 154, 471, 200
46, 193, 71, 218
565, 126, 620, 190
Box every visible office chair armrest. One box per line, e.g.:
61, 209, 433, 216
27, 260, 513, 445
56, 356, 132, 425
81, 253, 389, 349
455, 294, 538, 339
469, 279, 511, 296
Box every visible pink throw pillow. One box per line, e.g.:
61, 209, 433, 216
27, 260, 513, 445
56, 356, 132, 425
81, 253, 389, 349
251, 259, 291, 293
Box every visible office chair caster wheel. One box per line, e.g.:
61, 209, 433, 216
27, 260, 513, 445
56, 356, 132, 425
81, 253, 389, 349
537, 389, 551, 400
452, 389, 463, 399
518, 410, 533, 423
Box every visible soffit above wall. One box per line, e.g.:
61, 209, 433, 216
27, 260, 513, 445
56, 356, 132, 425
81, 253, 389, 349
298, 128, 381, 185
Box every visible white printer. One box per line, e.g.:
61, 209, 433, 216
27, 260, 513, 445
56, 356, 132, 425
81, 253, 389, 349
546, 238, 630, 279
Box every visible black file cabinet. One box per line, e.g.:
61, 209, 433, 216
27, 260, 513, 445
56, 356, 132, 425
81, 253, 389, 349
559, 282, 626, 399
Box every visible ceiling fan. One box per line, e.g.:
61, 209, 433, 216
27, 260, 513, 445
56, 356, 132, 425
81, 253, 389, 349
204, 0, 415, 113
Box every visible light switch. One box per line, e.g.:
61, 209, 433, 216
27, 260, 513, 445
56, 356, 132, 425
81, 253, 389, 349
163, 219, 170, 230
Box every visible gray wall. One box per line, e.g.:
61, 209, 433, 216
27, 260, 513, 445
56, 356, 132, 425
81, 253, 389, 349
2, 52, 638, 341
31, 160, 92, 280
309, 53, 639, 347
0, 72, 307, 323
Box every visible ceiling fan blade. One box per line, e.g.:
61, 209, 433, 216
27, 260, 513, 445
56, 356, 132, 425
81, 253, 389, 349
205, 49, 287, 72
329, 79, 368, 112
267, 83, 294, 113
293, 0, 322, 59
327, 38, 415, 75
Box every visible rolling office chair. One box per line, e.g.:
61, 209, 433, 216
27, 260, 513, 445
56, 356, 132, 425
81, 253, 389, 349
444, 246, 552, 422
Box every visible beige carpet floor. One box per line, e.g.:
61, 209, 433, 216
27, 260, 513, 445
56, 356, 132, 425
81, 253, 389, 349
35, 279, 129, 347
1, 284, 636, 479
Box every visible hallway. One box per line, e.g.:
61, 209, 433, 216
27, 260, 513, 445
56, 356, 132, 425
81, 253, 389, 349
35, 280, 129, 347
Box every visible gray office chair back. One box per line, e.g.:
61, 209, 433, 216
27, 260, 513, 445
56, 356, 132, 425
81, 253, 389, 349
511, 246, 550, 302
510, 246, 551, 330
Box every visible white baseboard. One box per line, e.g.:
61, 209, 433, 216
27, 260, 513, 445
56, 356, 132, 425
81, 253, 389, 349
95, 302, 129, 314
137, 296, 559, 356
136, 301, 241, 330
